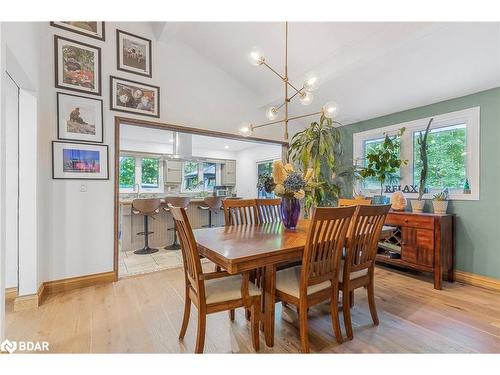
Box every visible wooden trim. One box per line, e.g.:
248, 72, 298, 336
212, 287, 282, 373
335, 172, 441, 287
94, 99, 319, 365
43, 271, 115, 295
5, 287, 17, 302
113, 116, 288, 281
13, 294, 39, 312
455, 270, 500, 292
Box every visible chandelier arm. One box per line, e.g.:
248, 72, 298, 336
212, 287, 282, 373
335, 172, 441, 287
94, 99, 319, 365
261, 61, 286, 81
252, 111, 323, 130
276, 101, 287, 111
286, 81, 303, 95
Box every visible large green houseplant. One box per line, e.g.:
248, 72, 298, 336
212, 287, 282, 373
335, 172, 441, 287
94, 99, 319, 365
360, 128, 407, 204
288, 114, 342, 213
411, 118, 433, 212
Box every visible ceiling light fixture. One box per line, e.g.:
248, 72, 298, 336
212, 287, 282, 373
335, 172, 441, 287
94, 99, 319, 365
239, 22, 339, 140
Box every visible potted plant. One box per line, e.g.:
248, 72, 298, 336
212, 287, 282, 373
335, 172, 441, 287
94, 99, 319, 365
360, 128, 407, 204
411, 118, 433, 212
288, 114, 343, 214
432, 188, 449, 214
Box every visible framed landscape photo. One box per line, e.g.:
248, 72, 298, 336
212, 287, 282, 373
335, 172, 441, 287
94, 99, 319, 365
52, 141, 109, 180
55, 35, 102, 96
116, 29, 152, 77
110, 76, 160, 118
50, 22, 105, 41
57, 92, 103, 143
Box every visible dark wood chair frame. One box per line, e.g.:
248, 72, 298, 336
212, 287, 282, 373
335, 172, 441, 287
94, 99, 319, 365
170, 205, 261, 353
340, 204, 391, 340
275, 206, 356, 353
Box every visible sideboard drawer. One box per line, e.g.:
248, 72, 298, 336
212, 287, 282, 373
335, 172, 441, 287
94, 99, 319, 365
386, 213, 434, 230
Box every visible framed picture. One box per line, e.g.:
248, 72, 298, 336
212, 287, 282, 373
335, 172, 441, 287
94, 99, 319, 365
52, 141, 109, 180
110, 76, 160, 118
54, 35, 102, 96
57, 92, 103, 143
116, 29, 152, 77
50, 22, 105, 41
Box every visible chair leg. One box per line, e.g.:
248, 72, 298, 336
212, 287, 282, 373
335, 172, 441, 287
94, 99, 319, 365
349, 290, 354, 308
229, 309, 235, 321
367, 274, 379, 326
330, 285, 343, 344
343, 287, 354, 340
179, 287, 191, 340
299, 302, 310, 353
251, 300, 260, 352
195, 310, 207, 354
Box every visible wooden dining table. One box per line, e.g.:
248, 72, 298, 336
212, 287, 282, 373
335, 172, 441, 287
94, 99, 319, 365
193, 219, 394, 347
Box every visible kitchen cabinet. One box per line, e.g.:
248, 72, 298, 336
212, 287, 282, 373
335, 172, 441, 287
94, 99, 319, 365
164, 160, 182, 184
221, 160, 236, 185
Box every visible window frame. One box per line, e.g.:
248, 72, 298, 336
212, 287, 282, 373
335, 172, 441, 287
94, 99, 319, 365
180, 161, 217, 194
353, 107, 480, 201
119, 154, 164, 194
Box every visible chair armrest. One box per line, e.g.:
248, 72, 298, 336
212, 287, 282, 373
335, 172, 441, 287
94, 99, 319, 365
199, 271, 231, 280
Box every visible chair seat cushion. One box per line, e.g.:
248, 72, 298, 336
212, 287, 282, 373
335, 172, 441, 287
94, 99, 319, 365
205, 275, 261, 304
275, 266, 332, 298
338, 260, 368, 281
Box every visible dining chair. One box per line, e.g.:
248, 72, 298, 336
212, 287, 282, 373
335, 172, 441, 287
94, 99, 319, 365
340, 204, 391, 340
338, 198, 372, 207
274, 206, 356, 353
255, 198, 281, 223
169, 204, 262, 353
223, 198, 259, 225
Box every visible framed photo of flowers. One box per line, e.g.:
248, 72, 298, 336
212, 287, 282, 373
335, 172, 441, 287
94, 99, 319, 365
54, 35, 102, 96
52, 141, 109, 180
110, 76, 160, 118
116, 29, 152, 77
50, 22, 105, 41
57, 92, 103, 143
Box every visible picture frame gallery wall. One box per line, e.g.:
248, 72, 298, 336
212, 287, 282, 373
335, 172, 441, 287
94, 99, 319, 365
51, 21, 159, 179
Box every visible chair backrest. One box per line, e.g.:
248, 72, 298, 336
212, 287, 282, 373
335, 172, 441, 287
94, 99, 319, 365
223, 199, 259, 226
203, 196, 223, 210
256, 198, 281, 223
169, 205, 205, 297
132, 198, 161, 215
345, 204, 391, 274
165, 196, 191, 209
301, 206, 356, 292
338, 198, 372, 207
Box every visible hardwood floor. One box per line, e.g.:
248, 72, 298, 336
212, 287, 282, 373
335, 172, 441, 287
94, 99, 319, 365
5, 265, 500, 353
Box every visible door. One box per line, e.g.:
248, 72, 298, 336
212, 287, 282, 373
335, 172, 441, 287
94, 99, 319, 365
5, 73, 19, 291
401, 227, 434, 267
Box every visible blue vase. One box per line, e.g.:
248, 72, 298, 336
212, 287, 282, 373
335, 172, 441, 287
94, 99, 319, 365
280, 197, 301, 229
372, 195, 389, 205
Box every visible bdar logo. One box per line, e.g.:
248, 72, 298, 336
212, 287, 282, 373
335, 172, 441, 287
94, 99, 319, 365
1, 339, 17, 354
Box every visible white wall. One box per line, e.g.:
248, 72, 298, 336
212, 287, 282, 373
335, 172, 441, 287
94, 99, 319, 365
0, 22, 6, 341
235, 144, 282, 198
35, 22, 267, 282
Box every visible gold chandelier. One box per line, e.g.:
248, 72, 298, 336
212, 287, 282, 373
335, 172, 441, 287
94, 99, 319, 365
239, 22, 339, 140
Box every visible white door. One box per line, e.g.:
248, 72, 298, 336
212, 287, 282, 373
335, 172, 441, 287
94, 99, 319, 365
5, 73, 19, 291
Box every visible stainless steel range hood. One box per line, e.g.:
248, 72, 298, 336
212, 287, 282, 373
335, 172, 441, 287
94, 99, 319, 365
172, 132, 193, 159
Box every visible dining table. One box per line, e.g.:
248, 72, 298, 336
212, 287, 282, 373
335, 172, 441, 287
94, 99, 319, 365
193, 219, 395, 347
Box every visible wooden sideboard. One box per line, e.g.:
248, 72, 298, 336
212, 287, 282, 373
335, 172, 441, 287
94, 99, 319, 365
376, 211, 455, 290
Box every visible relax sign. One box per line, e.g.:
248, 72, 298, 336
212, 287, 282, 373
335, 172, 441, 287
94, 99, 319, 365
385, 185, 429, 194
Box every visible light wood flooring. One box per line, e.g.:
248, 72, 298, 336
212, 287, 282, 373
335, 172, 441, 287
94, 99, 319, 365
5, 265, 500, 353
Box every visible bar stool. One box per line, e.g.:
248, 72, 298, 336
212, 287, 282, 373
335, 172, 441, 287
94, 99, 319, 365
197, 197, 223, 228
131, 198, 161, 254
163, 197, 191, 250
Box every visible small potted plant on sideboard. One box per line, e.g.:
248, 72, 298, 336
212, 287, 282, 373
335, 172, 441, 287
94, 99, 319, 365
432, 188, 449, 214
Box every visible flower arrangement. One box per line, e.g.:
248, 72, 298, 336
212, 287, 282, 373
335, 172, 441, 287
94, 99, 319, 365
270, 160, 314, 200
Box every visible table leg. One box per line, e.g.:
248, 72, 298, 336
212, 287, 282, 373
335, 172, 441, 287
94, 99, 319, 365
263, 264, 276, 347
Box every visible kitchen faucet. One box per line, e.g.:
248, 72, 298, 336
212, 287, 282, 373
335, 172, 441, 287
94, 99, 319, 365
133, 183, 141, 199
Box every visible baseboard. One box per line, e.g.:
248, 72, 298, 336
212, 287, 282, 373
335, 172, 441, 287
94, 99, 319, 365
13, 284, 44, 312
5, 287, 18, 302
43, 271, 115, 296
455, 270, 500, 292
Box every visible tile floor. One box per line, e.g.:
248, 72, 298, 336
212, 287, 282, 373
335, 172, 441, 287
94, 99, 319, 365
118, 248, 184, 278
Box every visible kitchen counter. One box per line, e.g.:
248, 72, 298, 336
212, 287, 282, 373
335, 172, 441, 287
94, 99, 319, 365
119, 196, 241, 205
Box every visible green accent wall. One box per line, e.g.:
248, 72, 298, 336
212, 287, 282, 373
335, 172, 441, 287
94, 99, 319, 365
339, 87, 500, 279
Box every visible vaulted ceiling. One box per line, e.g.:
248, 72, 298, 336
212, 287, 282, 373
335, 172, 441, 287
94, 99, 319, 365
153, 22, 500, 128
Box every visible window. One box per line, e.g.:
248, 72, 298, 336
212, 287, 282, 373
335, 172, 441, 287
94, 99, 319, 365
353, 107, 480, 200
362, 137, 401, 190
181, 161, 217, 193
257, 160, 275, 199
119, 155, 163, 193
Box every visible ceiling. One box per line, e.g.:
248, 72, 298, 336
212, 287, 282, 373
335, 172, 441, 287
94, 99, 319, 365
155, 22, 500, 126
